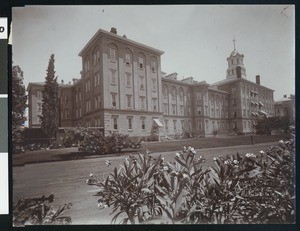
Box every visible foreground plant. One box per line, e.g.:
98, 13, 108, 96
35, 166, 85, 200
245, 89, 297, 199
86, 140, 295, 224
13, 194, 72, 226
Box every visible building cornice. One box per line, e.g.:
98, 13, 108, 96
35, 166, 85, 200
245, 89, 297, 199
78, 29, 164, 57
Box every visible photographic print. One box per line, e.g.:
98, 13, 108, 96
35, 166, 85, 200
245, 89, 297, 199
11, 5, 295, 225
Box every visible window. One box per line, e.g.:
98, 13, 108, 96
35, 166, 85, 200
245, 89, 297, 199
93, 50, 100, 65
180, 105, 184, 115
139, 76, 145, 90
37, 90, 42, 98
127, 95, 132, 108
173, 120, 177, 130
86, 100, 91, 112
65, 96, 69, 104
205, 106, 208, 116
85, 80, 91, 92
113, 117, 118, 130
187, 91, 191, 101
152, 98, 157, 111
172, 87, 176, 100
79, 91, 82, 101
164, 103, 168, 114
65, 110, 69, 119
141, 118, 146, 130
233, 111, 237, 117
125, 53, 131, 66
128, 117, 133, 130
197, 106, 201, 115
110, 48, 116, 61
211, 109, 214, 117
172, 104, 176, 115
197, 91, 202, 100
84, 59, 90, 72
95, 117, 101, 127
94, 72, 100, 86
181, 120, 184, 130
75, 93, 78, 103
111, 93, 117, 107
179, 89, 184, 101
110, 69, 117, 84
151, 61, 156, 72
165, 120, 168, 130
163, 85, 168, 98
198, 121, 202, 130
37, 103, 42, 112
216, 109, 219, 118
79, 107, 82, 117
126, 73, 131, 87
152, 79, 157, 91
232, 99, 236, 106
139, 57, 144, 69
95, 95, 101, 109
140, 97, 145, 110
187, 107, 191, 116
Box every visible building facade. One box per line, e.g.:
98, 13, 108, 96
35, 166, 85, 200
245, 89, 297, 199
274, 94, 295, 120
27, 27, 277, 137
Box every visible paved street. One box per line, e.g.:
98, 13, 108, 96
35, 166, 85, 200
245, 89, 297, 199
13, 142, 277, 224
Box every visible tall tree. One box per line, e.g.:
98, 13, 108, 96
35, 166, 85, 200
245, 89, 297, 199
12, 65, 27, 152
41, 54, 59, 143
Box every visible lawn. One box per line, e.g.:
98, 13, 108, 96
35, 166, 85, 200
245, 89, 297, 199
13, 134, 287, 166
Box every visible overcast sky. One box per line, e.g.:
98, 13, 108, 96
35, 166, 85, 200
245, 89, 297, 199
12, 5, 294, 100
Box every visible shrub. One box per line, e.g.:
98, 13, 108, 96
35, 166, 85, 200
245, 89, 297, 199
78, 131, 141, 154
86, 139, 295, 224
13, 194, 72, 226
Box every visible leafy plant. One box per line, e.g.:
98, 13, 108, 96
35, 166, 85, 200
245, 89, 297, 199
13, 194, 72, 226
86, 140, 295, 224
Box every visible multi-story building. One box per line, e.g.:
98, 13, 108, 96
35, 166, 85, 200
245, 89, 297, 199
27, 27, 276, 137
274, 94, 295, 120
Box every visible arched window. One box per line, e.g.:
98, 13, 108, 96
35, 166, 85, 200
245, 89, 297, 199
171, 86, 177, 100
108, 43, 118, 61
138, 52, 146, 69
163, 84, 169, 98
92, 46, 100, 65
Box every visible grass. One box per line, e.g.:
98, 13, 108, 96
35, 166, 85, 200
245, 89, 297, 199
13, 134, 287, 167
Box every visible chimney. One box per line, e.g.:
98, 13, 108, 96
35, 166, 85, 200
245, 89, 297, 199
236, 66, 242, 78
110, 27, 117, 34
284, 94, 287, 98
61, 80, 64, 84
256, 75, 260, 85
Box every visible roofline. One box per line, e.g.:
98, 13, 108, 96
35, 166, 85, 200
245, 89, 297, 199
78, 29, 164, 57
162, 77, 209, 87
213, 78, 274, 92
208, 87, 230, 94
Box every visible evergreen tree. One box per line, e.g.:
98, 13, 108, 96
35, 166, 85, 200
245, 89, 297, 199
12, 65, 27, 152
41, 54, 59, 143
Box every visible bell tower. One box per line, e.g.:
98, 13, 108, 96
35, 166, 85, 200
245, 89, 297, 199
226, 38, 247, 79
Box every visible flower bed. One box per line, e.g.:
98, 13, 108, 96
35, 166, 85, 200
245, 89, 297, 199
86, 139, 295, 224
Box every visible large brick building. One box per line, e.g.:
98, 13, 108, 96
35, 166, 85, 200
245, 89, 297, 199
27, 27, 276, 138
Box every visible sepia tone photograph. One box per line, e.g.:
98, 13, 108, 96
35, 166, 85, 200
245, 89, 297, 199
11, 5, 295, 225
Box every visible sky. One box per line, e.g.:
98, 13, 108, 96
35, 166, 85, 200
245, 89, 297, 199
12, 5, 295, 100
